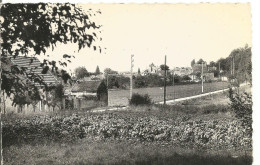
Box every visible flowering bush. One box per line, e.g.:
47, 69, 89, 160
2, 113, 252, 150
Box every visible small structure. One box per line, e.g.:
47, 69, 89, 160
66, 80, 107, 110
173, 67, 193, 76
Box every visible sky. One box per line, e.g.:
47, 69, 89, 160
42, 3, 252, 73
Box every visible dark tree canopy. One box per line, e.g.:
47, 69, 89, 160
74, 66, 89, 79
191, 59, 195, 67
0, 3, 101, 105
104, 68, 118, 75
95, 65, 100, 75
138, 68, 141, 75
1, 3, 101, 57
215, 45, 251, 83
160, 64, 169, 71
196, 59, 206, 64
209, 61, 216, 67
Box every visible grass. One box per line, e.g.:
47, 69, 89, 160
3, 139, 252, 165
108, 81, 230, 106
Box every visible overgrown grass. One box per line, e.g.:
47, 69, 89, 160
3, 139, 252, 165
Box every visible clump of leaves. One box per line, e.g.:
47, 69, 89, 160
228, 88, 252, 130
129, 93, 151, 106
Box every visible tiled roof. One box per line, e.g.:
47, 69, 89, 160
10, 56, 58, 86
71, 80, 101, 93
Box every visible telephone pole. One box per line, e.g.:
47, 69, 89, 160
218, 62, 221, 80
201, 62, 204, 93
130, 54, 134, 99
233, 55, 235, 77
172, 69, 175, 101
231, 57, 233, 75
164, 55, 167, 105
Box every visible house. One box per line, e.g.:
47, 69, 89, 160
65, 80, 107, 110
9, 56, 58, 86
70, 80, 102, 97
207, 66, 217, 72
1, 56, 59, 113
147, 63, 159, 74
192, 63, 208, 73
173, 67, 193, 76
203, 72, 215, 81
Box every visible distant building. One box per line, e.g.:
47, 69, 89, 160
66, 80, 107, 110
173, 67, 193, 76
204, 72, 215, 81
192, 63, 208, 73
147, 63, 159, 74
207, 66, 217, 72
69, 80, 102, 97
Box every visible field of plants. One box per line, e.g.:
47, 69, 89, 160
2, 85, 252, 165
108, 81, 229, 106
2, 111, 252, 150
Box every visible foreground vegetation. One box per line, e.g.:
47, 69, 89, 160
2, 86, 252, 165
3, 139, 252, 165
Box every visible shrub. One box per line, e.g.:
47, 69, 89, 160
228, 88, 252, 131
129, 93, 151, 106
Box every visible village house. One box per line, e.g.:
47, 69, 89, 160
1, 56, 59, 113
173, 67, 193, 76
65, 80, 107, 110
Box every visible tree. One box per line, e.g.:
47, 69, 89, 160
74, 66, 89, 79
209, 61, 216, 67
96, 80, 107, 101
104, 68, 118, 76
197, 59, 205, 64
182, 75, 191, 81
95, 65, 100, 75
138, 68, 141, 75
0, 3, 101, 107
195, 72, 201, 80
160, 64, 169, 71
45, 83, 64, 111
191, 59, 195, 67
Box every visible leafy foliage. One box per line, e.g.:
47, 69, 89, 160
107, 75, 130, 89
96, 80, 107, 101
215, 45, 251, 83
45, 83, 64, 110
160, 64, 169, 71
0, 3, 101, 102
104, 68, 118, 76
74, 66, 90, 79
2, 112, 252, 150
196, 59, 206, 64
129, 93, 151, 106
228, 88, 252, 130
95, 65, 100, 75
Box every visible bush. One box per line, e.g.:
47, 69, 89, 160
129, 93, 151, 106
228, 88, 252, 131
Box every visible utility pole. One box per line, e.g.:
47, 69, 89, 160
130, 54, 134, 99
107, 74, 109, 106
218, 62, 221, 80
164, 55, 167, 105
231, 57, 233, 75
233, 55, 235, 77
172, 69, 175, 101
201, 62, 204, 93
